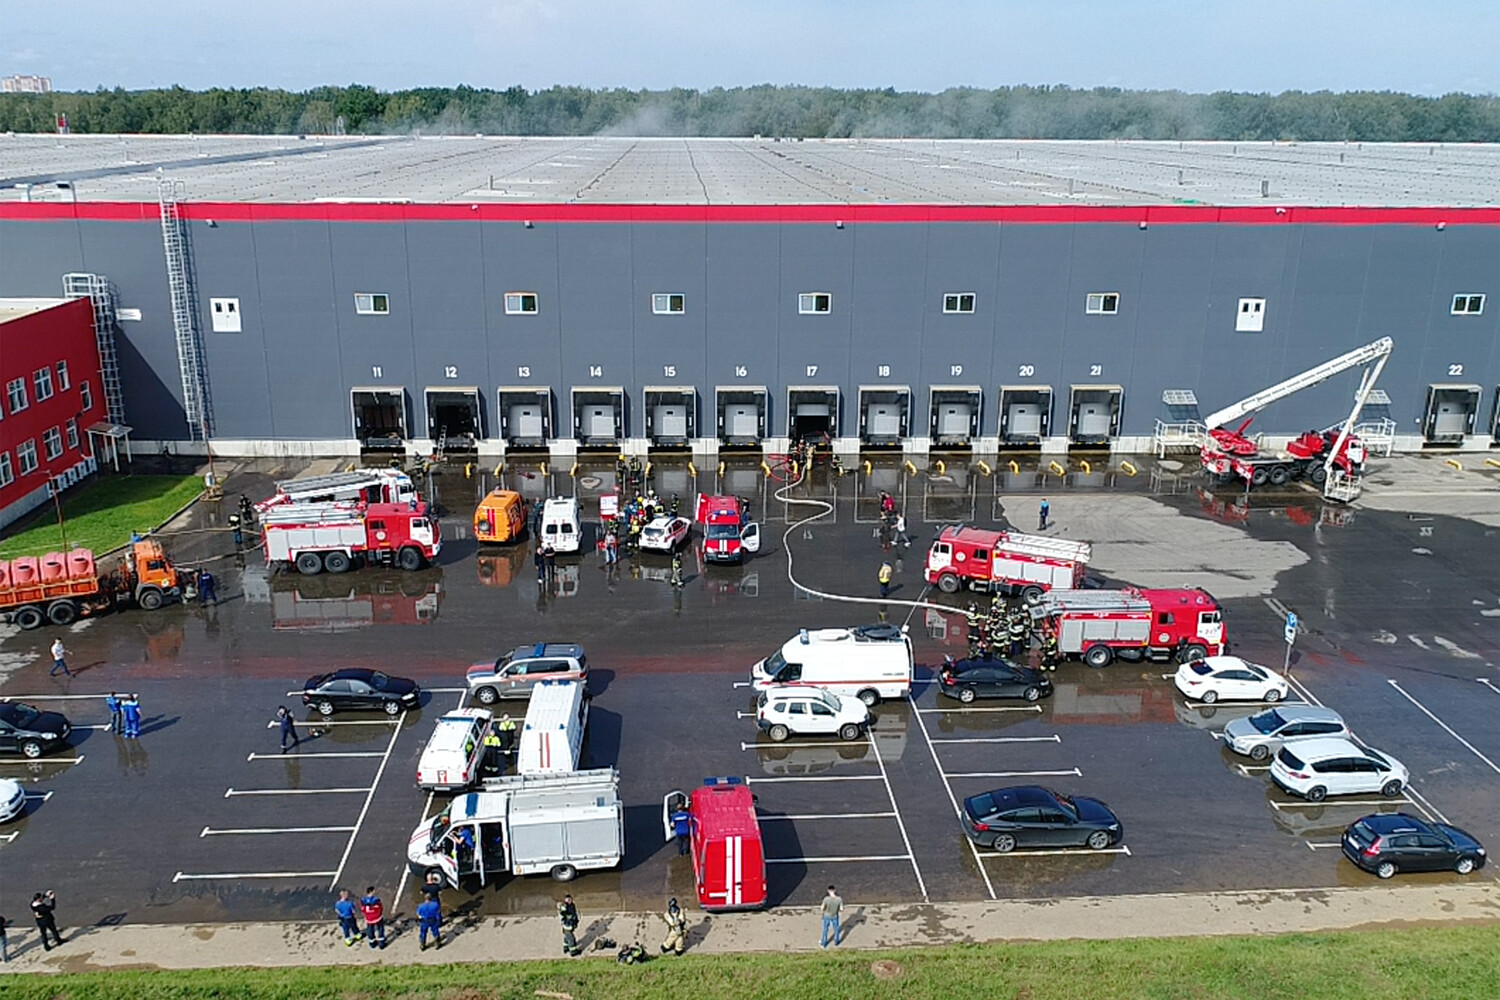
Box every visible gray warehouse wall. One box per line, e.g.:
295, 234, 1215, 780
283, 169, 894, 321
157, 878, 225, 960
2, 213, 1497, 447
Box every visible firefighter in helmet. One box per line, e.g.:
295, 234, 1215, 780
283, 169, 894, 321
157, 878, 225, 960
659, 897, 687, 956
1008, 608, 1030, 659
1040, 628, 1061, 671
964, 603, 983, 658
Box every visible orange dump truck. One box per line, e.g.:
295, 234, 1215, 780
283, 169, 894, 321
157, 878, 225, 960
0, 540, 186, 630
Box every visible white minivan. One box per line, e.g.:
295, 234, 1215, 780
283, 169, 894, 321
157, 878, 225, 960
541, 497, 582, 554
416, 708, 492, 792
516, 679, 589, 775
750, 623, 913, 706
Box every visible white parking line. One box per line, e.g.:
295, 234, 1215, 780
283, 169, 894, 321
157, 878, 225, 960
978, 845, 1132, 858
867, 726, 928, 902
224, 787, 372, 797
947, 768, 1082, 779
1236, 764, 1272, 776
1267, 797, 1412, 811
22, 790, 53, 801
201, 825, 356, 837
757, 812, 897, 822
765, 854, 911, 865
1, 693, 111, 701
246, 751, 386, 761
266, 719, 399, 729
0, 831, 19, 843
739, 740, 866, 751
1389, 679, 1500, 777
1404, 785, 1451, 825
173, 870, 337, 882
0, 756, 83, 766
732, 681, 751, 689
1479, 678, 1500, 697
1305, 841, 1343, 851
736, 712, 755, 720
910, 695, 996, 901
330, 708, 407, 889
395, 688, 466, 903
917, 705, 1042, 715
927, 735, 1061, 745
745, 775, 884, 784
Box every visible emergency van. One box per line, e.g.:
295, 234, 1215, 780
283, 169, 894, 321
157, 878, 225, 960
750, 623, 913, 706
516, 679, 589, 775
662, 777, 767, 911
416, 708, 492, 791
473, 489, 528, 544
541, 497, 582, 553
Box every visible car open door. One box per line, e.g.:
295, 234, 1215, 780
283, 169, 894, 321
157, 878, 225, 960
662, 790, 687, 843
741, 522, 761, 554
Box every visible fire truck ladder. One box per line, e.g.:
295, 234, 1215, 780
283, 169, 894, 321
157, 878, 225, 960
61, 272, 127, 425
158, 177, 213, 441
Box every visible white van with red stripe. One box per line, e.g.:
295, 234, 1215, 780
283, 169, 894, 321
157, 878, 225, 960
749, 623, 913, 707
517, 679, 589, 776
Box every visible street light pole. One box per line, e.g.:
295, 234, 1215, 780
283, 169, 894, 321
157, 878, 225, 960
49, 471, 70, 550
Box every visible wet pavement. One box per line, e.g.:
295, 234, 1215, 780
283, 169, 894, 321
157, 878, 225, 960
0, 453, 1496, 929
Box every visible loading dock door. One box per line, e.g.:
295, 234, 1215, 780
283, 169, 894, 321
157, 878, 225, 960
425, 387, 483, 447
929, 387, 981, 446
858, 386, 910, 445
999, 386, 1053, 444
716, 386, 768, 446
572, 387, 625, 445
788, 387, 840, 442
1068, 385, 1123, 445
644, 386, 696, 446
1422, 384, 1481, 444
351, 388, 408, 449
497, 387, 552, 446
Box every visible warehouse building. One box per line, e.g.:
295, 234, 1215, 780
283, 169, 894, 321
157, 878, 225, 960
0, 135, 1497, 460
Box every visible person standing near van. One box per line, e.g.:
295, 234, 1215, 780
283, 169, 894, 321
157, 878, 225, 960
670, 799, 692, 855
417, 894, 443, 950
534, 544, 546, 583
333, 890, 359, 947
360, 886, 386, 949
819, 885, 843, 948
557, 895, 580, 956
877, 561, 893, 598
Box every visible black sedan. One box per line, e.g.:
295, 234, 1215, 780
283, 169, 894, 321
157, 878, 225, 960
0, 702, 73, 759
939, 657, 1052, 703
962, 785, 1123, 853
302, 669, 420, 716
1342, 813, 1487, 879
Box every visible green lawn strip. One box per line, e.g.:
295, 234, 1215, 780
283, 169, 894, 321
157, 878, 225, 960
3, 924, 1496, 999
0, 475, 202, 559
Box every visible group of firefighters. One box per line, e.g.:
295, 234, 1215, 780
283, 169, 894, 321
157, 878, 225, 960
964, 594, 1061, 670
602, 489, 681, 557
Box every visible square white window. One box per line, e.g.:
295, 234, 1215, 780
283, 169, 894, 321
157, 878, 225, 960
1451, 293, 1485, 315
65, 418, 79, 450
798, 292, 832, 314
55, 360, 70, 391
210, 297, 242, 333
652, 293, 685, 314
943, 293, 976, 314
505, 292, 539, 315
5, 377, 27, 413
17, 439, 38, 475
79, 380, 93, 412
1085, 292, 1120, 315
0, 452, 11, 487
43, 426, 63, 461
354, 293, 390, 315
33, 367, 54, 401
1235, 297, 1266, 332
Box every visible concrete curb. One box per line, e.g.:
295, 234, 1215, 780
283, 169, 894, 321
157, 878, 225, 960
3, 882, 1497, 974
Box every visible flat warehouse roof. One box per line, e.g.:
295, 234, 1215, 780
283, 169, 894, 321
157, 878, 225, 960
1, 135, 1497, 207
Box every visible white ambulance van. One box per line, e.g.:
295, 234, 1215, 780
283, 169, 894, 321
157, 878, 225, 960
517, 679, 589, 775
750, 623, 913, 706
541, 497, 582, 553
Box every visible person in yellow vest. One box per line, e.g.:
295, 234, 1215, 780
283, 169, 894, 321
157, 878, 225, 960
877, 561, 893, 598
659, 897, 687, 955
497, 714, 518, 757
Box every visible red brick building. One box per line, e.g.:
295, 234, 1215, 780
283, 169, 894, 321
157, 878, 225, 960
0, 297, 106, 530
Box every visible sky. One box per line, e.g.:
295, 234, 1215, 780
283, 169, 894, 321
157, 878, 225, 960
3, 0, 1497, 96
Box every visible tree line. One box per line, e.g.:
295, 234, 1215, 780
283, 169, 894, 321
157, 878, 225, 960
2, 84, 1497, 141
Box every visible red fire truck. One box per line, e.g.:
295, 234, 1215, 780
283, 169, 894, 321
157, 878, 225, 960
924, 525, 1091, 602
663, 777, 767, 911
260, 501, 441, 575
695, 494, 762, 564
1029, 587, 1227, 668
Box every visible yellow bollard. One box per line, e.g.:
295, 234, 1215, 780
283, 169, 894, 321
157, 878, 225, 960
1120, 460, 1138, 476
464, 463, 472, 478
1444, 458, 1463, 471
864, 460, 872, 475
645, 461, 652, 477
1485, 458, 1500, 470
1009, 459, 1020, 475
1049, 461, 1066, 476
904, 460, 918, 475
976, 460, 992, 476
1080, 459, 1092, 475
718, 460, 725, 476
570, 462, 579, 478
935, 459, 946, 475
345, 462, 357, 473
494, 462, 504, 477
688, 461, 697, 478
540, 461, 548, 476
761, 460, 772, 476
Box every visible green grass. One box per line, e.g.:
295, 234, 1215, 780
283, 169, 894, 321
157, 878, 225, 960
0, 475, 202, 559
2, 924, 1497, 999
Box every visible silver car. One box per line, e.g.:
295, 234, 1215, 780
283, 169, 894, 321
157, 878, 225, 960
1224, 705, 1350, 761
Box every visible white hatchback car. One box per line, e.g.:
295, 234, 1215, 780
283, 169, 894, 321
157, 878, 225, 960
756, 687, 870, 743
1270, 737, 1409, 802
1174, 655, 1289, 704
0, 777, 26, 823
639, 515, 692, 552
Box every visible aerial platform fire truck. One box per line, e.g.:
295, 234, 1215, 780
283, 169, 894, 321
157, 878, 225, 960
1028, 587, 1227, 668
924, 525, 1091, 602
255, 468, 416, 514
260, 501, 441, 575
1199, 337, 1393, 501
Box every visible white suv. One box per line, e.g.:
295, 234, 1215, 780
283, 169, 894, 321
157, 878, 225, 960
756, 687, 869, 743
1270, 737, 1409, 802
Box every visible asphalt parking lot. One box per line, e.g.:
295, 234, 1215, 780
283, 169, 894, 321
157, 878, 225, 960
1, 454, 1496, 926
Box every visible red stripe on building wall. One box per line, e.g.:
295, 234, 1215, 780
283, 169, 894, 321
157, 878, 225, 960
3, 201, 1500, 226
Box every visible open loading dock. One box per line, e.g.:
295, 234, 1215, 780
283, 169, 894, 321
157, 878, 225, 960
425, 388, 483, 451
351, 388, 408, 451
787, 387, 840, 444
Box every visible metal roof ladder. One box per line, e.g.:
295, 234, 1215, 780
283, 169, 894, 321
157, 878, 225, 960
158, 177, 213, 441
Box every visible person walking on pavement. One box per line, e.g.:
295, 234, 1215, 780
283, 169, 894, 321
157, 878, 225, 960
877, 561, 893, 598
121, 693, 142, 738
360, 886, 386, 949
0, 912, 10, 963
557, 894, 581, 956
276, 705, 299, 753
49, 638, 72, 677
893, 511, 911, 548
670, 549, 683, 588
105, 691, 123, 733
417, 894, 443, 950
333, 889, 359, 947
819, 885, 843, 948
670, 798, 692, 855
196, 568, 219, 606
534, 543, 546, 584
603, 528, 618, 566
30, 891, 63, 950
543, 543, 557, 580
1038, 498, 1050, 531
659, 897, 688, 955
